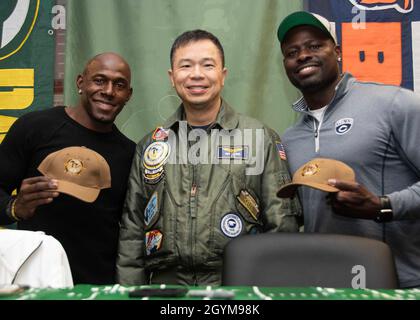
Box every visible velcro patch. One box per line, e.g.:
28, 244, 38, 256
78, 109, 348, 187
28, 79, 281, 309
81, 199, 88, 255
144, 192, 158, 227
236, 189, 260, 221
217, 146, 249, 159
145, 230, 163, 255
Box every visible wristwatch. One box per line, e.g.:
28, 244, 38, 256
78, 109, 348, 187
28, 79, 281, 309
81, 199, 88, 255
374, 196, 393, 223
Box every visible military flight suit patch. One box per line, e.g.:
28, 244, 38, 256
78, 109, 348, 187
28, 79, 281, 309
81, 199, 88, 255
143, 141, 171, 169
276, 142, 287, 160
220, 213, 243, 238
144, 173, 165, 185
143, 141, 170, 184
145, 230, 163, 255
152, 127, 169, 141
236, 189, 260, 221
144, 166, 164, 176
144, 192, 158, 227
217, 146, 249, 160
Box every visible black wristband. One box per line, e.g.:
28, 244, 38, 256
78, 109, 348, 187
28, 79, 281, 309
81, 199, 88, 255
374, 196, 393, 223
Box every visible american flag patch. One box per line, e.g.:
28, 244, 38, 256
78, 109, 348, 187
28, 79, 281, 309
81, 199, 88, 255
276, 142, 287, 160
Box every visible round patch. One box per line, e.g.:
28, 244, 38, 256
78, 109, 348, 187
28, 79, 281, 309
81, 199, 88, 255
65, 159, 83, 175
143, 141, 170, 169
335, 118, 354, 135
220, 213, 243, 238
301, 163, 319, 176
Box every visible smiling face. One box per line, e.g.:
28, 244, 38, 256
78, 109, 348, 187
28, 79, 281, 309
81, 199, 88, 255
281, 25, 341, 95
168, 39, 227, 112
76, 53, 132, 128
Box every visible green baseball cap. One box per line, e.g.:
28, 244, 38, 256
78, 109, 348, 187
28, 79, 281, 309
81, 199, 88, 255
277, 11, 337, 44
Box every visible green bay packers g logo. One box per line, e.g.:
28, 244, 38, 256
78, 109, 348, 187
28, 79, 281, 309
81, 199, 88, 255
0, 0, 40, 61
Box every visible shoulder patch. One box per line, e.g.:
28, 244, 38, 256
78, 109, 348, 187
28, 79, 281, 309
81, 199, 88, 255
275, 141, 287, 160
152, 127, 169, 141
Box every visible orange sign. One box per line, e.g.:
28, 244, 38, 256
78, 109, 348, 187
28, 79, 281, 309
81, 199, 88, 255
342, 22, 402, 85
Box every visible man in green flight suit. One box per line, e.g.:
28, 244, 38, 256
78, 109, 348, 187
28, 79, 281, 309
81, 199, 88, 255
117, 29, 300, 285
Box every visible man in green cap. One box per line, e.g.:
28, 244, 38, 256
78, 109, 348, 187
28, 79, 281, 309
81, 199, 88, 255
117, 29, 300, 286
277, 11, 420, 288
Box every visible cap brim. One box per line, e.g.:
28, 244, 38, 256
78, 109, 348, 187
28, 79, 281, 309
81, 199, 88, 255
277, 182, 339, 198
56, 179, 100, 203
277, 184, 299, 198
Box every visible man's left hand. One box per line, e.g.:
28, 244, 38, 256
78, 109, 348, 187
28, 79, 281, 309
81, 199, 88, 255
327, 179, 381, 220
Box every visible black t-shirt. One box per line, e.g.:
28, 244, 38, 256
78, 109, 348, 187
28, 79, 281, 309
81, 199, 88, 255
0, 106, 136, 284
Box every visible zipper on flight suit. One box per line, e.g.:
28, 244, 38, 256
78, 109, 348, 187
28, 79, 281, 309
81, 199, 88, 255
188, 137, 198, 282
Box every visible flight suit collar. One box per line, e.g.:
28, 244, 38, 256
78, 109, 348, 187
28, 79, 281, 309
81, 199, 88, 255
163, 98, 239, 131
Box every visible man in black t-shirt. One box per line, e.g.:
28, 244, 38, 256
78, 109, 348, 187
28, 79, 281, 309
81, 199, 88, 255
0, 52, 136, 284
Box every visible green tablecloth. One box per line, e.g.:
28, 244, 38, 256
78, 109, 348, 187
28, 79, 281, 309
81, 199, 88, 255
1, 285, 420, 300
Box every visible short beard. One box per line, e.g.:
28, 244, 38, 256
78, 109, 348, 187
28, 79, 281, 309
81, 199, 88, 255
292, 73, 339, 95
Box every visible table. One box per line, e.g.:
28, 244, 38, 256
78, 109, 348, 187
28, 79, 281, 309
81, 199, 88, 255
1, 284, 419, 300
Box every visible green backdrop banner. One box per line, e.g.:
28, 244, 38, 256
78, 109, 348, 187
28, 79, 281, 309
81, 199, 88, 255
0, 0, 55, 142
64, 0, 303, 142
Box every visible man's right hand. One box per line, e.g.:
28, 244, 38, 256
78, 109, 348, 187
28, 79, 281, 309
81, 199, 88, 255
14, 177, 60, 220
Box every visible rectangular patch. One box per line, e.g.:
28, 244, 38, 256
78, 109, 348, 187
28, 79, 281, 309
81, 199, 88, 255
276, 142, 287, 160
144, 192, 158, 227
217, 146, 249, 160
236, 189, 259, 221
145, 230, 163, 256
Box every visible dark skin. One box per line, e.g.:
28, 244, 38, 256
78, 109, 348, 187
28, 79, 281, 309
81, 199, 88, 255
69, 52, 133, 132
282, 26, 342, 110
327, 179, 381, 220
13, 52, 133, 220
282, 26, 382, 219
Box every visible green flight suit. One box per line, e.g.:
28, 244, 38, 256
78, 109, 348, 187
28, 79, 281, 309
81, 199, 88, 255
117, 100, 301, 285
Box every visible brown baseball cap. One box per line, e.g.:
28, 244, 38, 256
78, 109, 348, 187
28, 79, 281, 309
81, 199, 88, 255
277, 158, 355, 198
38, 146, 111, 202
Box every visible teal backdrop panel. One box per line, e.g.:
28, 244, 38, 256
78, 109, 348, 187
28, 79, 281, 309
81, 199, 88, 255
64, 0, 303, 142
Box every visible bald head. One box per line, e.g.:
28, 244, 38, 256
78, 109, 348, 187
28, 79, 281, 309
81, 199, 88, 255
75, 52, 133, 132
83, 52, 131, 83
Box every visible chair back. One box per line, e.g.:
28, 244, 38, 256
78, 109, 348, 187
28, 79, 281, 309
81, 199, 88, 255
222, 233, 399, 288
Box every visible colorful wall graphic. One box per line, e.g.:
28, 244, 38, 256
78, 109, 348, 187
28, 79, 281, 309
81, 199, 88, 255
306, 0, 419, 93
